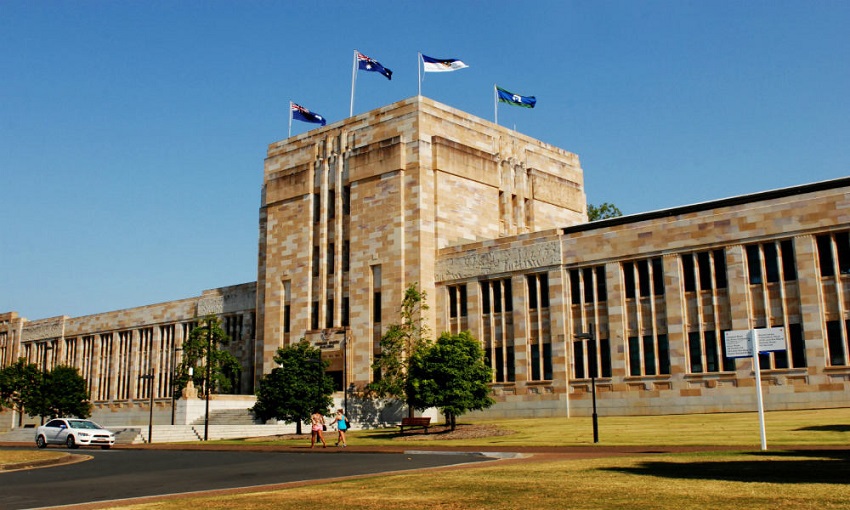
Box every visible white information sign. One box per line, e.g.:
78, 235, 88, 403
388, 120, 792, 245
724, 328, 786, 358
756, 328, 787, 352
724, 331, 752, 359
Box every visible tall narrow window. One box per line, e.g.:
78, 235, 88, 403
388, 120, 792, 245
746, 244, 763, 284
283, 281, 291, 334
763, 242, 780, 283
623, 262, 636, 299
527, 273, 549, 309
816, 234, 835, 277
637, 260, 651, 296
372, 265, 382, 324
326, 299, 334, 329
780, 240, 796, 281
596, 266, 607, 302
582, 267, 594, 303
651, 257, 665, 295
697, 252, 713, 290
682, 254, 696, 292
311, 302, 319, 330
826, 320, 846, 366
343, 185, 351, 215
570, 269, 581, 304
527, 275, 538, 309
714, 249, 728, 288
837, 232, 850, 274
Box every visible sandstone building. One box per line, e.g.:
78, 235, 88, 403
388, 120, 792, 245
2, 97, 849, 427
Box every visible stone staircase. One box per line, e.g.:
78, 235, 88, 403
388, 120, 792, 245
191, 408, 263, 426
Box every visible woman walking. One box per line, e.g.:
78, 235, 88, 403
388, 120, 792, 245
310, 410, 327, 448
330, 408, 349, 447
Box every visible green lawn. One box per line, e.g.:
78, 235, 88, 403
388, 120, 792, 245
233, 407, 850, 448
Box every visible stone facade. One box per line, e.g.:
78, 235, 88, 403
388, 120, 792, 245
3, 97, 850, 427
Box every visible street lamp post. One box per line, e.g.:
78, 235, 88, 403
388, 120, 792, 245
204, 322, 213, 441
575, 324, 598, 444
171, 346, 183, 425
139, 371, 155, 443
342, 335, 348, 414
40, 343, 54, 425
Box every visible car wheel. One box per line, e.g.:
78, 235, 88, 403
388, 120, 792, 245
36, 435, 47, 449
101, 445, 111, 450
66, 435, 78, 449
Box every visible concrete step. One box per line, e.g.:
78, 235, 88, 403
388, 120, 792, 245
190, 408, 261, 426
136, 423, 299, 443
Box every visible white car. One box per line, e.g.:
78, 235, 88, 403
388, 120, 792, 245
35, 418, 115, 449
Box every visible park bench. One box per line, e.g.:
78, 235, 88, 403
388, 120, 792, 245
399, 416, 431, 434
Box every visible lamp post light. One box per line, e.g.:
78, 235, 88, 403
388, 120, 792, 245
171, 346, 183, 425
139, 371, 155, 443
575, 324, 598, 444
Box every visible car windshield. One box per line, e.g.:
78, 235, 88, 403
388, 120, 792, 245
67, 420, 101, 430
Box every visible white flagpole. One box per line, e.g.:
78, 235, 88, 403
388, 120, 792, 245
752, 329, 768, 451
350, 50, 358, 117
494, 84, 498, 125
418, 52, 422, 96
288, 101, 293, 138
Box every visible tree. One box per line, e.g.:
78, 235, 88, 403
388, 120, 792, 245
406, 331, 494, 430
369, 283, 432, 415
251, 340, 334, 434
587, 202, 623, 221
0, 358, 42, 420
34, 366, 92, 419
176, 315, 242, 398
0, 360, 91, 421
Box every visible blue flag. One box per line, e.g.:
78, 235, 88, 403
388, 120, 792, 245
357, 51, 392, 80
291, 102, 326, 125
497, 86, 536, 108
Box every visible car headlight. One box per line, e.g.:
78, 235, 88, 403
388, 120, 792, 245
78, 432, 90, 437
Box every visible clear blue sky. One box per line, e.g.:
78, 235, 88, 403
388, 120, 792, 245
3, 1, 849, 320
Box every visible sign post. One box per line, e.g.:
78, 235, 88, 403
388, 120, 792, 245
724, 327, 786, 451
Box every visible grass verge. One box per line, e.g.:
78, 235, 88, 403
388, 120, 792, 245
104, 450, 850, 510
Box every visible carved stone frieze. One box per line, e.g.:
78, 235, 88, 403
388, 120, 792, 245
22, 317, 65, 342
436, 241, 561, 281
197, 296, 224, 316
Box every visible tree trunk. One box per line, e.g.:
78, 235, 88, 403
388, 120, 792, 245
450, 413, 457, 431
296, 421, 302, 435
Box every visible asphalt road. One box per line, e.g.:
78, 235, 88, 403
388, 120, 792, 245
0, 447, 494, 509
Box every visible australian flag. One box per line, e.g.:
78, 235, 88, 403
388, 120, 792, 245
291, 102, 326, 125
357, 51, 392, 80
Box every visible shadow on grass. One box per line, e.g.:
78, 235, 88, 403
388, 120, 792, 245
602, 450, 850, 484
795, 424, 850, 432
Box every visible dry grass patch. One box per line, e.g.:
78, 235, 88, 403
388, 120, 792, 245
0, 450, 69, 470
